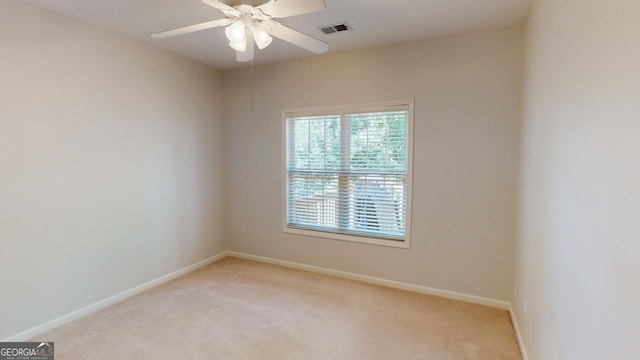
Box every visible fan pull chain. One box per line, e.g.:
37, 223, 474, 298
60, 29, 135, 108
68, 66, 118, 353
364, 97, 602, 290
250, 58, 254, 113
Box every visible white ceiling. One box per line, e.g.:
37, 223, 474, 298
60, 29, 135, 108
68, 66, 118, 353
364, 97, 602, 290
25, 0, 531, 70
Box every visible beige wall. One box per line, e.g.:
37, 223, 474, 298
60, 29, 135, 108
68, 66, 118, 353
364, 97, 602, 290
0, 0, 526, 341
0, 0, 226, 339
514, 0, 640, 358
223, 26, 524, 301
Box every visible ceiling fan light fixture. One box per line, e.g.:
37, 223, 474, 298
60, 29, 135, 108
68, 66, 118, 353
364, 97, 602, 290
228, 39, 247, 52
225, 20, 246, 43
252, 25, 273, 50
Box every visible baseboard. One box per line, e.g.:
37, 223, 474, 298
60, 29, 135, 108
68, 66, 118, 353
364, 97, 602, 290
509, 305, 529, 360
227, 251, 511, 310
3, 251, 230, 342
5, 250, 517, 343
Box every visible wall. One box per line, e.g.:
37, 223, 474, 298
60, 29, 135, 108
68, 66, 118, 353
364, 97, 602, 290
0, 0, 226, 339
223, 26, 524, 302
514, 0, 640, 358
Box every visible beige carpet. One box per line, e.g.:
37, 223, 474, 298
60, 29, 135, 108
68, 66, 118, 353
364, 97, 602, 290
38, 257, 522, 359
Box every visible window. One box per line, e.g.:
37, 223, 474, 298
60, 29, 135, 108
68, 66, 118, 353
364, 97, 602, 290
283, 100, 413, 248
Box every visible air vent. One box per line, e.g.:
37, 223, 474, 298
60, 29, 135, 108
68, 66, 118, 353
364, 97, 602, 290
319, 22, 353, 35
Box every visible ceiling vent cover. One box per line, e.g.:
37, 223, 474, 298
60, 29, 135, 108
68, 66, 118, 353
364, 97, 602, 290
319, 22, 353, 35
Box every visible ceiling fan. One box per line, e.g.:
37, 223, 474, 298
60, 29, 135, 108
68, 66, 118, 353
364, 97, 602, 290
151, 0, 330, 62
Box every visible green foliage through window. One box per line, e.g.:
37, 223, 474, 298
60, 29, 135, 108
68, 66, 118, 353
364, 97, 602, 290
285, 105, 411, 242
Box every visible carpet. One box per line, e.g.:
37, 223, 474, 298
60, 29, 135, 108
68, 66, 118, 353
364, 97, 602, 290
38, 257, 522, 359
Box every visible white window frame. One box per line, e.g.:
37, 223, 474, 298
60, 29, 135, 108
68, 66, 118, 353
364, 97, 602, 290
281, 99, 414, 249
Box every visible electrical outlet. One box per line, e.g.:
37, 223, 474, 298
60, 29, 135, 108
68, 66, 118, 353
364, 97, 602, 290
524, 300, 528, 321
259, 232, 265, 242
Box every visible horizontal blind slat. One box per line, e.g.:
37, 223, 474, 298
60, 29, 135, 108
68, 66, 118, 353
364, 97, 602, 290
286, 108, 409, 240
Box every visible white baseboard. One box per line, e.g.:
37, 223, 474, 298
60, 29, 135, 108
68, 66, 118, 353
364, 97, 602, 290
6, 250, 518, 345
3, 251, 229, 342
509, 305, 529, 360
227, 251, 511, 310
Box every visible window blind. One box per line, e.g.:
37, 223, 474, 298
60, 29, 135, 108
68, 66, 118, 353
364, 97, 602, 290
285, 107, 409, 241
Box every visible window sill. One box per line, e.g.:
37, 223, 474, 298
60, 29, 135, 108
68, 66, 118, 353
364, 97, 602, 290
282, 226, 411, 249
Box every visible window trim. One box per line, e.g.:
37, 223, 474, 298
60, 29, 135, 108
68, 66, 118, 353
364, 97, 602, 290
281, 99, 414, 249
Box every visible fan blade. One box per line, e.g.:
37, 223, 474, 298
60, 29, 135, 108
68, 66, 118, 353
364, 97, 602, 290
257, 0, 325, 18
264, 21, 329, 54
201, 0, 241, 16
151, 18, 233, 38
